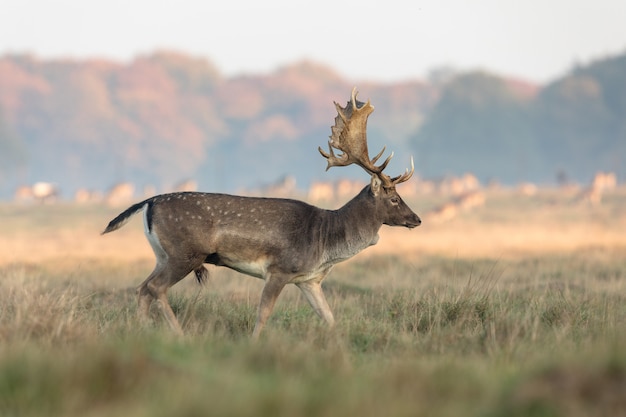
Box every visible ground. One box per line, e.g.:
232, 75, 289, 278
0, 188, 625, 417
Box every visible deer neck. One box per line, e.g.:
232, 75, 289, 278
320, 186, 382, 262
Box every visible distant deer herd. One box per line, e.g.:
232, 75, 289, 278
15, 168, 619, 213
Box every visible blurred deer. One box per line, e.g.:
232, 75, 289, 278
14, 182, 59, 204
102, 88, 421, 338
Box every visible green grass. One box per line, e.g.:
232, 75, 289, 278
1, 251, 625, 417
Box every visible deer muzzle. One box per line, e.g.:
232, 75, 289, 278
405, 213, 422, 229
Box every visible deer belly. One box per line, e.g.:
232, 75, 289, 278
221, 256, 269, 279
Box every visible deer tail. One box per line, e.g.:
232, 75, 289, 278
101, 199, 151, 235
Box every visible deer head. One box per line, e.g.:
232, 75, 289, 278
319, 88, 420, 228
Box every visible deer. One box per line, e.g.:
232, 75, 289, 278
101, 88, 421, 339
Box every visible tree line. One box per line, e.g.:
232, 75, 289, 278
413, 53, 626, 184
0, 50, 624, 198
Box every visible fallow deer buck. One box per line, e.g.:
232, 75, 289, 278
102, 88, 421, 338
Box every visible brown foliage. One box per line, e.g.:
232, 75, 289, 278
0, 52, 435, 195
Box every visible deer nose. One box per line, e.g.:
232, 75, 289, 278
407, 214, 421, 228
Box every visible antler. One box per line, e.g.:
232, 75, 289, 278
318, 87, 392, 175
390, 156, 415, 186
318, 87, 414, 187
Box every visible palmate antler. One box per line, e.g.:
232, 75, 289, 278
318, 87, 414, 187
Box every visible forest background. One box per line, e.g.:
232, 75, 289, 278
0, 50, 625, 198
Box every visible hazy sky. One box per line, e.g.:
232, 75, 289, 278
1, 0, 625, 83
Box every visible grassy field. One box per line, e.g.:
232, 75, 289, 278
1, 189, 625, 417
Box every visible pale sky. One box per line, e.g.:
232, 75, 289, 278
1, 0, 625, 83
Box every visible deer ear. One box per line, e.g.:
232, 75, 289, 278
370, 175, 382, 196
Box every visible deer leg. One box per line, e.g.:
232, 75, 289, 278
136, 265, 164, 326
137, 283, 155, 326
140, 260, 201, 336
155, 295, 184, 336
252, 276, 287, 340
296, 280, 335, 326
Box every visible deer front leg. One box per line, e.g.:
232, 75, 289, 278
296, 279, 335, 326
252, 276, 287, 340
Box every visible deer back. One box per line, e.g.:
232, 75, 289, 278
144, 192, 332, 275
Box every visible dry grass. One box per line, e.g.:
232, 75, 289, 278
1, 189, 625, 416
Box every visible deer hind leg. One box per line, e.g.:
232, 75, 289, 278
296, 279, 335, 327
252, 275, 288, 340
137, 260, 202, 335
136, 271, 158, 326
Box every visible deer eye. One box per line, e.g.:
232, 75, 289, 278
389, 196, 400, 206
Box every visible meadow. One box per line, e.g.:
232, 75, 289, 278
0, 188, 625, 417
